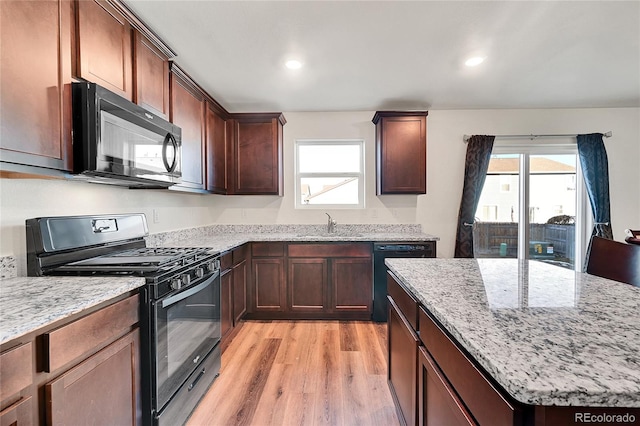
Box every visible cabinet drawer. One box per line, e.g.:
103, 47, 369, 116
252, 242, 284, 257
288, 243, 371, 258
0, 395, 33, 426
387, 272, 418, 330
233, 244, 249, 264
419, 346, 476, 426
419, 307, 519, 426
43, 295, 139, 372
0, 342, 32, 401
45, 329, 140, 426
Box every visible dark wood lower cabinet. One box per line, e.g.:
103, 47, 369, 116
332, 258, 372, 313
221, 269, 233, 340
388, 296, 418, 426
288, 258, 328, 312
232, 259, 247, 323
252, 258, 286, 312
0, 293, 140, 426
418, 346, 475, 426
45, 328, 140, 425
388, 272, 640, 426
0, 396, 33, 426
282, 243, 373, 319
221, 247, 249, 353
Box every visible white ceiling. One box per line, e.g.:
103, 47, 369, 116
123, 0, 640, 113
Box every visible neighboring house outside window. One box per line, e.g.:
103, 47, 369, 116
473, 144, 589, 270
295, 140, 364, 209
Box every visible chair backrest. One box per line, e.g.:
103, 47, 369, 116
586, 236, 640, 287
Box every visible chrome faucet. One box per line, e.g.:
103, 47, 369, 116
326, 213, 337, 233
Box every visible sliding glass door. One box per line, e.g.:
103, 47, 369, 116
473, 144, 585, 270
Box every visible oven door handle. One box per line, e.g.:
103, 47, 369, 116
161, 270, 219, 308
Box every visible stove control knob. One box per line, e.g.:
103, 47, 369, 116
195, 268, 204, 279
170, 278, 182, 291
181, 274, 191, 286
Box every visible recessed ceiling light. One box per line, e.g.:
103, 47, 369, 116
465, 56, 486, 67
285, 59, 303, 70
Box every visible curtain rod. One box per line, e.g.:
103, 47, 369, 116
463, 131, 612, 143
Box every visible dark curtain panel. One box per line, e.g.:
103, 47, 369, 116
454, 135, 495, 258
577, 133, 613, 240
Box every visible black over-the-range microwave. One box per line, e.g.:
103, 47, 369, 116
71, 82, 182, 188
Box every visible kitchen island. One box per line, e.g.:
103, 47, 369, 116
385, 258, 640, 425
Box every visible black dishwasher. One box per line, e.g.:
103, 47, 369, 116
372, 242, 436, 321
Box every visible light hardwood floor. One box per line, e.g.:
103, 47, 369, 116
187, 320, 400, 426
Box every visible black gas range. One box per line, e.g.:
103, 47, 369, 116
26, 214, 222, 426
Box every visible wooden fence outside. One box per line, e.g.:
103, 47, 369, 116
474, 222, 575, 263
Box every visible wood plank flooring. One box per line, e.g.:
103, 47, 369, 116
187, 320, 400, 426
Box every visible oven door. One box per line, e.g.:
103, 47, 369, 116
152, 269, 220, 411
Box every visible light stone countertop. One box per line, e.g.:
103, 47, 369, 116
0, 225, 437, 346
385, 258, 640, 408
145, 224, 438, 253
0, 276, 145, 345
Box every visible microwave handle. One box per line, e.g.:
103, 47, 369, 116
162, 133, 178, 173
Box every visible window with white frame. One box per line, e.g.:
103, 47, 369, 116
295, 140, 364, 209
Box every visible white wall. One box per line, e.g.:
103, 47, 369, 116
2, 108, 638, 263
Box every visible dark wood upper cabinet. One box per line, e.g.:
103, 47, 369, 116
229, 113, 286, 195
170, 65, 206, 192
75, 0, 133, 100
0, 0, 73, 173
133, 30, 170, 118
373, 111, 428, 194
206, 102, 229, 194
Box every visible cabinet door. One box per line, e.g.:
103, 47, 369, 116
332, 258, 372, 313
0, 342, 32, 403
170, 68, 205, 191
374, 112, 427, 194
288, 258, 328, 312
388, 297, 418, 426
46, 329, 140, 426
76, 0, 132, 100
232, 259, 247, 324
133, 30, 169, 118
231, 114, 284, 195
206, 104, 228, 194
221, 270, 233, 340
418, 346, 476, 426
0, 0, 72, 172
251, 258, 286, 312
0, 396, 33, 426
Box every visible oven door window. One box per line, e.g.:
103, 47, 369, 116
154, 271, 220, 410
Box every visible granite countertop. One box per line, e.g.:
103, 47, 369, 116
385, 258, 640, 408
145, 224, 438, 254
0, 276, 145, 345
0, 225, 436, 346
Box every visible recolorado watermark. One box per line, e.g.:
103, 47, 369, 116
575, 412, 636, 423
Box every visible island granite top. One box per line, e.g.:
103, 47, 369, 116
385, 258, 640, 408
0, 276, 145, 345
